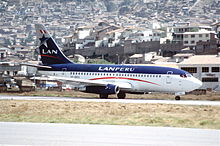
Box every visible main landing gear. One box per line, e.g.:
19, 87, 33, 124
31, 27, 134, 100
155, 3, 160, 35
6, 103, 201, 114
99, 92, 126, 99
175, 96, 181, 100
117, 92, 126, 99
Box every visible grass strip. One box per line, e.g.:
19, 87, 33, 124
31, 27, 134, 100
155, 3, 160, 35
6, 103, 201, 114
0, 100, 220, 129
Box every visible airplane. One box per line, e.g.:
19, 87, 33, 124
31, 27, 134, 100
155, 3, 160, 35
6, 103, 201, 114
34, 24, 202, 100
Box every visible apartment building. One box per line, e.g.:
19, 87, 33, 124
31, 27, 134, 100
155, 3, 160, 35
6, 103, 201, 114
183, 30, 216, 49
171, 25, 212, 42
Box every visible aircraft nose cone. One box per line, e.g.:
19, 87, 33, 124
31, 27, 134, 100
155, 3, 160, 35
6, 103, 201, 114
198, 80, 203, 88
193, 78, 203, 89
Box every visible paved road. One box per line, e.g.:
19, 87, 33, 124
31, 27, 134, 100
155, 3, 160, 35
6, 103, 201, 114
1, 95, 220, 106
0, 122, 219, 146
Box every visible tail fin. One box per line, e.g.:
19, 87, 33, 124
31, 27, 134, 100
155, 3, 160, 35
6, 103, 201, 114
35, 24, 73, 65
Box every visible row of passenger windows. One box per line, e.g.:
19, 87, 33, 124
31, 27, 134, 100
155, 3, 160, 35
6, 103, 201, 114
181, 67, 220, 73
69, 72, 162, 78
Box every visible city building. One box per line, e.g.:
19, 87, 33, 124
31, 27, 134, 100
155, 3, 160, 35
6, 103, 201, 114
183, 29, 216, 49
178, 55, 220, 91
169, 25, 212, 43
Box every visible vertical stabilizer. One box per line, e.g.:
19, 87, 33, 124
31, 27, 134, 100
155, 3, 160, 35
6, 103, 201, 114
35, 24, 73, 65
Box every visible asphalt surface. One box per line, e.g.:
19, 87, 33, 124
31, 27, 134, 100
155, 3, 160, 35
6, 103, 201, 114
1, 95, 220, 106
0, 122, 219, 146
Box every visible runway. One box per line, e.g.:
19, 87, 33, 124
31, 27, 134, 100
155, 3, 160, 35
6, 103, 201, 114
0, 122, 219, 146
1, 95, 220, 106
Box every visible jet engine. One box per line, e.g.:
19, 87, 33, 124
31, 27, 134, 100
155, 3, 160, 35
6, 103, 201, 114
85, 84, 119, 95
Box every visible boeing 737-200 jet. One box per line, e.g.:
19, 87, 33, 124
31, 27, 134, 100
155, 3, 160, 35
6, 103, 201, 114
34, 24, 202, 100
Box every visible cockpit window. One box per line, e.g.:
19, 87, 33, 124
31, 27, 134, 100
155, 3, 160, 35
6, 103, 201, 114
186, 74, 192, 77
180, 74, 187, 78
180, 73, 192, 78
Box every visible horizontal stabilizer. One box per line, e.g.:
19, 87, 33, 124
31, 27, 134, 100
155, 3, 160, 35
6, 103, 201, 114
21, 63, 52, 69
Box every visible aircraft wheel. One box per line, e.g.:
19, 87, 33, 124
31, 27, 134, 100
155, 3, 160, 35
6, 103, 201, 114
175, 96, 181, 100
99, 94, 108, 99
117, 92, 126, 99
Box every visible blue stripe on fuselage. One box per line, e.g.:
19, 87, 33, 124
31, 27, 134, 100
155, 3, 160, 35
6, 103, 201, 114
40, 64, 187, 75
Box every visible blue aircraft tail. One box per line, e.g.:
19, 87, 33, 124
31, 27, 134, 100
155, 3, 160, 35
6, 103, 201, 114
35, 24, 73, 65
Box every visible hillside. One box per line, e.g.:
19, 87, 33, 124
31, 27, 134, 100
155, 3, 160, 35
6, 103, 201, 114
80, 0, 220, 23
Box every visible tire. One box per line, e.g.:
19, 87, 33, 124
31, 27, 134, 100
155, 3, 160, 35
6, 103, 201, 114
175, 96, 181, 100
117, 92, 126, 99
99, 94, 108, 99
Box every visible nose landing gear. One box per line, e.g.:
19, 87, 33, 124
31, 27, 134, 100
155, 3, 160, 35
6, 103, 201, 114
175, 96, 181, 100
175, 92, 185, 100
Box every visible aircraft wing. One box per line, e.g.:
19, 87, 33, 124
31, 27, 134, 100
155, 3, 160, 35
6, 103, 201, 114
21, 63, 52, 69
48, 76, 132, 89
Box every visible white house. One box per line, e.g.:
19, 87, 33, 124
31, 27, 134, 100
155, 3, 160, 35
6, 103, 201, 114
77, 27, 93, 39
183, 29, 216, 49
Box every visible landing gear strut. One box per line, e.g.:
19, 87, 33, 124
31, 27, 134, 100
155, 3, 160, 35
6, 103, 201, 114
175, 96, 181, 100
117, 92, 126, 99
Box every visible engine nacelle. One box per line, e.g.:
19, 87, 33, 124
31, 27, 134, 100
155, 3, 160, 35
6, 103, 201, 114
85, 84, 120, 95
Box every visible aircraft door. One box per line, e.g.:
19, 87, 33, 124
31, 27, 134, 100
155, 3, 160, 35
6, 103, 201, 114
62, 68, 67, 76
166, 71, 173, 84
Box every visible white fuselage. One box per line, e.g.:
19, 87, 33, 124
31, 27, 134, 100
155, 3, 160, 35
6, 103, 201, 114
38, 70, 202, 93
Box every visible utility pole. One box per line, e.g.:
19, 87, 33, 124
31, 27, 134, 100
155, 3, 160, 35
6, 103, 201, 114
116, 54, 120, 64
